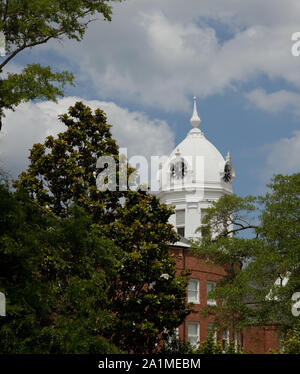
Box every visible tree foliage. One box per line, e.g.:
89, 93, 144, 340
0, 184, 121, 353
15, 101, 123, 218
191, 174, 300, 333
161, 337, 195, 354
14, 101, 190, 353
162, 334, 242, 355
0, 64, 74, 120
282, 321, 300, 354
0, 0, 120, 130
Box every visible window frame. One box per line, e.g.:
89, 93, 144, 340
177, 226, 185, 237
206, 281, 217, 306
187, 279, 200, 304
176, 209, 185, 238
188, 322, 200, 348
207, 323, 217, 343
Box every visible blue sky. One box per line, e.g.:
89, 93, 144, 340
1, 0, 300, 197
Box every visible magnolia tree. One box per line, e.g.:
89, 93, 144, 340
15, 101, 190, 353
0, 184, 122, 353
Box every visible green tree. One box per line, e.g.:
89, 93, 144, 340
0, 184, 121, 353
191, 174, 300, 334
282, 321, 300, 354
0, 0, 120, 130
14, 101, 190, 353
161, 337, 195, 354
161, 334, 243, 355
197, 332, 223, 354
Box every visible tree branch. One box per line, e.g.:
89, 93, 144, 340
225, 225, 259, 236
0, 35, 54, 70
0, 12, 97, 71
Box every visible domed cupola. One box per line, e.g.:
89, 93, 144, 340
157, 97, 235, 239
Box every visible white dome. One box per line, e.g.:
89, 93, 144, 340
157, 97, 234, 239
157, 97, 234, 194
168, 127, 225, 184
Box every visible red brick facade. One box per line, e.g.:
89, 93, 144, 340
241, 326, 279, 353
171, 245, 280, 353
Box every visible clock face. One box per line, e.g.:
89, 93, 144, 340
223, 163, 232, 183
170, 160, 187, 179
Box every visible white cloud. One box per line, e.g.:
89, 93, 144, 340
261, 130, 300, 181
245, 89, 300, 116
30, 0, 300, 112
122, 0, 300, 28
0, 97, 175, 178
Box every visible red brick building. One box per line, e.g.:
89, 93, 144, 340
171, 243, 279, 353
157, 98, 279, 353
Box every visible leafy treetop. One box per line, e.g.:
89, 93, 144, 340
191, 174, 300, 333
0, 0, 121, 130
15, 101, 191, 353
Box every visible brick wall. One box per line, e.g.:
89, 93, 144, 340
242, 326, 279, 353
171, 245, 280, 353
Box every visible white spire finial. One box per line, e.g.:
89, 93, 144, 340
190, 96, 201, 128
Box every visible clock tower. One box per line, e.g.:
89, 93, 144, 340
156, 99, 278, 353
157, 97, 235, 239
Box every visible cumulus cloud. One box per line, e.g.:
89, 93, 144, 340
2, 0, 300, 191
245, 89, 300, 116
0, 97, 175, 179
261, 130, 300, 182
31, 0, 300, 112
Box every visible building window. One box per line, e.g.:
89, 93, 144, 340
222, 328, 229, 350
207, 281, 217, 305
188, 322, 200, 347
201, 209, 208, 222
207, 323, 217, 343
177, 227, 185, 237
176, 210, 185, 237
188, 279, 199, 303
